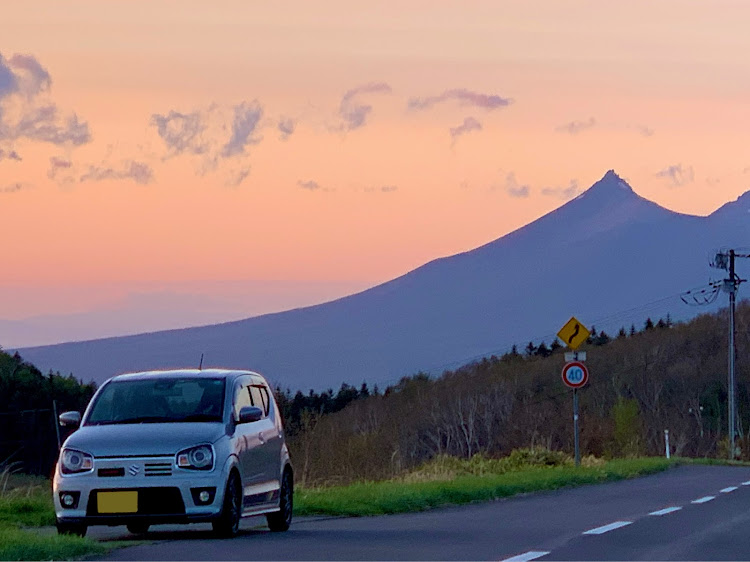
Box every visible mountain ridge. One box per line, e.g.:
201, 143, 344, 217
15, 170, 749, 389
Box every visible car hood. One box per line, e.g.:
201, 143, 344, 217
64, 423, 227, 457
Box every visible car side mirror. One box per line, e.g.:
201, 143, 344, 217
59, 411, 81, 428
238, 406, 263, 424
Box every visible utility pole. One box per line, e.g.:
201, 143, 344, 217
711, 249, 749, 459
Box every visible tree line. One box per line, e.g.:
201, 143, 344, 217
2, 304, 746, 484
0, 349, 97, 475
282, 305, 749, 486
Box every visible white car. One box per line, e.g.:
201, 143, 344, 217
53, 369, 293, 537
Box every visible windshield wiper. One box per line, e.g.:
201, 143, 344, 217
105, 416, 175, 425
176, 413, 222, 422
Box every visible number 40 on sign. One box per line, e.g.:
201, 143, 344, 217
562, 361, 589, 389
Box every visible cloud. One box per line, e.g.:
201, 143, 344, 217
47, 156, 72, 180
298, 180, 321, 191
364, 185, 398, 193
338, 82, 392, 131
150, 109, 209, 156
555, 117, 596, 135
636, 125, 654, 137
655, 164, 694, 187
221, 101, 263, 158
449, 116, 482, 142
408, 88, 512, 111
0, 53, 91, 148
12, 105, 90, 145
0, 55, 19, 98
7, 54, 51, 98
227, 167, 251, 187
1, 182, 31, 194
277, 117, 296, 140
504, 172, 530, 198
0, 148, 21, 161
80, 160, 153, 184
542, 179, 580, 199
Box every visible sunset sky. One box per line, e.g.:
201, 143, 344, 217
2, 1, 750, 346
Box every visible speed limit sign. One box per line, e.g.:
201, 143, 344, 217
562, 361, 588, 388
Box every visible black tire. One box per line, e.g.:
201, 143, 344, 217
126, 522, 150, 535
266, 469, 293, 532
213, 471, 242, 537
56, 520, 87, 537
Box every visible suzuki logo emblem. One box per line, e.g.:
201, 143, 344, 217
128, 464, 140, 476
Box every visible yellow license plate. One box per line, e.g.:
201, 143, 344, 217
98, 491, 138, 514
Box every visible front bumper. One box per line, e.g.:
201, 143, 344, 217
53, 456, 226, 526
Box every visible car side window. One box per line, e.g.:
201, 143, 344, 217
233, 384, 252, 421
249, 386, 268, 417
259, 387, 271, 416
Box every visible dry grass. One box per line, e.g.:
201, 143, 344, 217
401, 448, 578, 483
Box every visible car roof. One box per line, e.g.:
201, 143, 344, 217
110, 368, 266, 383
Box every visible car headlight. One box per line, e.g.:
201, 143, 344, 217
176, 445, 214, 470
60, 449, 94, 475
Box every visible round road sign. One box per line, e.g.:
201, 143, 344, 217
562, 361, 589, 388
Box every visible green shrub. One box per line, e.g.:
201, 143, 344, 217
403, 448, 572, 482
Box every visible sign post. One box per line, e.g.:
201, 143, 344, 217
558, 316, 591, 468
573, 388, 581, 466
562, 360, 588, 466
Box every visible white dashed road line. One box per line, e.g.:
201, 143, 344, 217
649, 506, 682, 516
504, 482, 747, 560
501, 551, 550, 562
691, 496, 715, 504
582, 521, 632, 535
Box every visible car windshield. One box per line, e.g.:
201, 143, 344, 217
85, 377, 225, 425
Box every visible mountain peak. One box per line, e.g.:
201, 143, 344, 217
586, 169, 634, 195
565, 169, 638, 209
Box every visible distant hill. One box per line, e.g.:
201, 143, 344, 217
15, 170, 750, 389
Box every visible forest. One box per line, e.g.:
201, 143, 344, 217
281, 303, 750, 486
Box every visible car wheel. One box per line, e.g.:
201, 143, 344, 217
126, 522, 150, 535
56, 519, 87, 537
213, 471, 242, 537
266, 469, 293, 532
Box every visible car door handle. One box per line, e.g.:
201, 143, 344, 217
258, 433, 265, 444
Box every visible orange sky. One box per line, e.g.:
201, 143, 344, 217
2, 1, 750, 326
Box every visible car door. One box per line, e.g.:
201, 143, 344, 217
231, 378, 264, 507
248, 384, 280, 498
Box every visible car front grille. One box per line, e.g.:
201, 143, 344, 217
145, 462, 172, 477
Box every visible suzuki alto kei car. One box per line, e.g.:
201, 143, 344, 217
53, 369, 293, 538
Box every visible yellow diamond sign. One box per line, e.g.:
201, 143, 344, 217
557, 316, 590, 350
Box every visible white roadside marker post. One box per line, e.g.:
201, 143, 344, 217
664, 429, 670, 459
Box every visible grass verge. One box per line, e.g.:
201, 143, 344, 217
0, 527, 106, 561
0, 475, 105, 561
295, 457, 678, 517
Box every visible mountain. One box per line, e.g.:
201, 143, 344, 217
15, 171, 750, 390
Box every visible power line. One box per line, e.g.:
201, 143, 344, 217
416, 289, 697, 379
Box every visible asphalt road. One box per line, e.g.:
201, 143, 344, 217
95, 465, 750, 561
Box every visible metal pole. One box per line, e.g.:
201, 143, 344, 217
664, 429, 670, 459
729, 250, 736, 460
574, 388, 580, 467
52, 400, 62, 451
